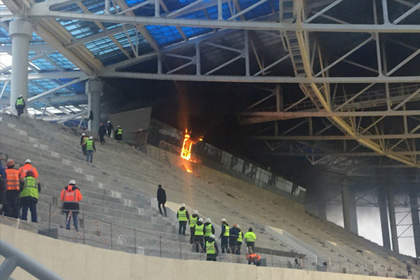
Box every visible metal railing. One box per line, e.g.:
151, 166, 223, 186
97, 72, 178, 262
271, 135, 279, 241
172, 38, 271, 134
0, 239, 64, 280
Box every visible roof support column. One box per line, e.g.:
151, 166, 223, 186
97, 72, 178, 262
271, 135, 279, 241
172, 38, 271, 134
378, 187, 391, 250
342, 181, 358, 234
317, 186, 327, 220
387, 184, 399, 253
86, 79, 103, 133
410, 189, 420, 258
9, 19, 32, 116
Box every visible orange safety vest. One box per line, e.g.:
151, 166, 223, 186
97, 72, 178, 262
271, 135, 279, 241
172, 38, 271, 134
19, 164, 38, 179
61, 186, 82, 202
5, 169, 20, 191
250, 254, 261, 262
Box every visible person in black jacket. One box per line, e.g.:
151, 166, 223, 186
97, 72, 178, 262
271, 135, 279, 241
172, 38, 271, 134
98, 123, 107, 145
157, 184, 166, 216
106, 121, 114, 137
230, 224, 240, 254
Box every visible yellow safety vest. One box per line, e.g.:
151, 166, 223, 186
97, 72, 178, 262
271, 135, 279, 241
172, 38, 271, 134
206, 241, 216, 254
16, 98, 24, 106
117, 128, 123, 135
20, 176, 39, 200
190, 216, 198, 228
178, 209, 187, 221
86, 139, 94, 151
204, 223, 212, 237
237, 230, 243, 242
244, 231, 256, 242
195, 224, 204, 236
223, 225, 230, 237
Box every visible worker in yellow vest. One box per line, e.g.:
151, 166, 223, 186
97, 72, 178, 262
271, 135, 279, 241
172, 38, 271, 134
194, 218, 204, 252
189, 210, 199, 244
206, 234, 219, 261
20, 170, 40, 222
115, 126, 123, 141
15, 95, 26, 116
236, 224, 244, 254
203, 218, 215, 251
219, 218, 230, 253
85, 136, 96, 163
244, 227, 257, 253
177, 203, 189, 235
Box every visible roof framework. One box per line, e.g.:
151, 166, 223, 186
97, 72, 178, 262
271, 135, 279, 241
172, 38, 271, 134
2, 0, 420, 174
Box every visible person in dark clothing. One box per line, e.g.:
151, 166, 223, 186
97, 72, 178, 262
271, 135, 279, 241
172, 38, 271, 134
206, 234, 219, 261
15, 95, 26, 116
60, 180, 83, 232
157, 184, 166, 216
220, 218, 230, 253
98, 123, 107, 145
203, 218, 215, 249
177, 203, 189, 235
107, 121, 114, 137
80, 133, 88, 155
0, 159, 6, 215
194, 218, 205, 252
230, 224, 240, 254
189, 210, 199, 244
20, 171, 41, 222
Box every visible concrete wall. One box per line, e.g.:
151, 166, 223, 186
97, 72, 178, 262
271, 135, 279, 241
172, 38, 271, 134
109, 107, 152, 142
0, 224, 398, 280
157, 146, 305, 213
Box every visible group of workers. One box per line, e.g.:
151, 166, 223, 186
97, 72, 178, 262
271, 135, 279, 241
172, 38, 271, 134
0, 158, 83, 231
80, 122, 123, 162
176, 203, 259, 263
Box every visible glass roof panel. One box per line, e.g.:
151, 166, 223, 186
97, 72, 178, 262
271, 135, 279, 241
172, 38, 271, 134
47, 53, 77, 69
146, 25, 183, 46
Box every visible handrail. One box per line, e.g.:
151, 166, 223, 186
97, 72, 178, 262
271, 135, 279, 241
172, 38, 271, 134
0, 239, 64, 280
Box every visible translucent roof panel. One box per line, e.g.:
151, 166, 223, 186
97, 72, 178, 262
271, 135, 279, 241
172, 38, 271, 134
0, 27, 10, 44
47, 53, 76, 69
146, 25, 184, 46
205, 3, 234, 20
84, 36, 120, 57
239, 0, 278, 20
59, 19, 101, 39
31, 58, 56, 71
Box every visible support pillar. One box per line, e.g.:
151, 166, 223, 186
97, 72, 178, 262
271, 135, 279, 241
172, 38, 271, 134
342, 182, 358, 234
410, 189, 420, 258
317, 184, 327, 220
9, 19, 32, 115
378, 188, 391, 250
387, 184, 399, 253
86, 79, 103, 133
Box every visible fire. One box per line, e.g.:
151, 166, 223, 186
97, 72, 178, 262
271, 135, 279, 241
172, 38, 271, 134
186, 168, 193, 173
180, 129, 202, 161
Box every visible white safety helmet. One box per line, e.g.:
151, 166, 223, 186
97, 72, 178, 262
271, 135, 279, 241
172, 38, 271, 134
193, 210, 199, 214
18, 95, 23, 98
198, 218, 204, 223
221, 218, 226, 222
237, 224, 240, 228
206, 218, 211, 223
82, 133, 86, 136
89, 136, 93, 140
181, 203, 186, 207
107, 120, 111, 123
25, 159, 31, 164
69, 180, 76, 185
210, 234, 215, 239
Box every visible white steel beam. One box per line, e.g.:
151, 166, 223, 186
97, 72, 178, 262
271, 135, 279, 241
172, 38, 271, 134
255, 134, 420, 140
241, 110, 420, 119
27, 7, 420, 33
97, 71, 420, 83
0, 72, 85, 81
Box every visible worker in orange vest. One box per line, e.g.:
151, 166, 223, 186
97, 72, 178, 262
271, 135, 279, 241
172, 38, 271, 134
0, 158, 6, 215
4, 159, 20, 218
18, 159, 39, 182
60, 180, 83, 232
246, 253, 262, 266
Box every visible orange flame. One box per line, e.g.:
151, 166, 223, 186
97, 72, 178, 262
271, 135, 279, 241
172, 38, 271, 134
180, 129, 203, 161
